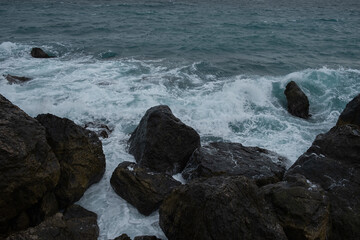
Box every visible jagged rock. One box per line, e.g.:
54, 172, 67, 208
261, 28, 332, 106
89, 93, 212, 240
284, 81, 310, 119
110, 162, 181, 216
4, 74, 32, 84
182, 142, 289, 186
0, 95, 60, 235
159, 176, 286, 240
113, 234, 131, 240
134, 236, 162, 240
286, 125, 360, 239
128, 105, 200, 174
261, 174, 330, 240
6, 205, 99, 240
84, 121, 113, 138
336, 93, 360, 128
30, 47, 52, 58
36, 114, 106, 208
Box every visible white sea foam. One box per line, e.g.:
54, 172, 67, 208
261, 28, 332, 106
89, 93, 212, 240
1, 42, 360, 239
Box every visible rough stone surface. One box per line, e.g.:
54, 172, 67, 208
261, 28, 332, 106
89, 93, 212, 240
0, 95, 60, 234
110, 161, 181, 216
4, 74, 32, 84
182, 142, 289, 186
336, 94, 360, 128
134, 236, 162, 240
113, 234, 131, 240
36, 113, 106, 208
261, 174, 330, 240
284, 81, 310, 119
84, 121, 113, 138
159, 176, 286, 240
128, 105, 200, 174
6, 205, 99, 240
30, 47, 52, 58
286, 125, 360, 240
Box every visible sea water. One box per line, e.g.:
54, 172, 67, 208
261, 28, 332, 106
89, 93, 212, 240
1, 0, 360, 239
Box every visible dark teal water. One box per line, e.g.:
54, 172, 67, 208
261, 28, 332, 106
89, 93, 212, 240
1, 0, 359, 75
1, 1, 360, 239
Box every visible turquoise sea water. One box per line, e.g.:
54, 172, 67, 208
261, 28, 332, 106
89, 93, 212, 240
1, 0, 360, 239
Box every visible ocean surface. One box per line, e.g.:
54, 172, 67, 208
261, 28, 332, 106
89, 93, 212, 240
1, 0, 360, 239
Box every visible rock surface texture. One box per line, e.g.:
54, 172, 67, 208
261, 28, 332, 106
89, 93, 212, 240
284, 81, 310, 119
6, 205, 99, 240
336, 93, 360, 128
36, 113, 106, 208
110, 162, 181, 216
128, 105, 200, 174
0, 95, 60, 234
30, 47, 52, 58
182, 142, 289, 186
159, 176, 286, 240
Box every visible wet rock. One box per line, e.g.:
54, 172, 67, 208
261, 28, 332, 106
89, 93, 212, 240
336, 93, 360, 128
286, 125, 360, 239
36, 114, 106, 208
159, 176, 286, 240
6, 205, 99, 240
261, 174, 330, 240
30, 47, 52, 58
128, 105, 200, 174
110, 162, 181, 216
134, 236, 162, 240
182, 142, 289, 186
84, 121, 113, 138
113, 234, 131, 240
284, 81, 310, 119
4, 74, 32, 84
0, 95, 60, 234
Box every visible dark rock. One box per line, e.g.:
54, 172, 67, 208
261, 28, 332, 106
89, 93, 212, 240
0, 95, 60, 234
284, 81, 310, 119
261, 174, 330, 240
182, 142, 289, 187
30, 47, 52, 58
36, 114, 106, 208
113, 234, 131, 240
4, 74, 32, 84
286, 125, 360, 239
110, 162, 181, 216
159, 176, 286, 240
84, 121, 113, 138
6, 205, 99, 240
134, 236, 162, 240
128, 105, 200, 174
336, 94, 360, 128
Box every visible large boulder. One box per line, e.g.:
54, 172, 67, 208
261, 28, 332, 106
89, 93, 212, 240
182, 142, 289, 186
6, 205, 99, 240
284, 81, 310, 119
286, 124, 360, 239
261, 174, 330, 240
159, 176, 286, 240
36, 114, 106, 208
0, 95, 60, 234
128, 105, 200, 174
336, 93, 360, 128
30, 47, 52, 58
4, 74, 32, 84
110, 162, 181, 216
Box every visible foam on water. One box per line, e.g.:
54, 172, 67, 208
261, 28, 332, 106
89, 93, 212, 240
1, 42, 360, 239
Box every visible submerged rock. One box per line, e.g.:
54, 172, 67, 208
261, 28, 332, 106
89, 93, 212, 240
30, 47, 53, 58
36, 114, 106, 208
4, 74, 32, 84
286, 124, 360, 239
284, 81, 310, 119
110, 161, 181, 216
113, 234, 131, 240
336, 93, 360, 128
0, 94, 60, 234
159, 176, 286, 240
182, 142, 289, 186
134, 236, 162, 240
84, 121, 113, 138
261, 174, 330, 240
6, 205, 99, 240
128, 105, 200, 174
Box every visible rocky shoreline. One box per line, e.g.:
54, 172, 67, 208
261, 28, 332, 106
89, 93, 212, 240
1, 71, 360, 239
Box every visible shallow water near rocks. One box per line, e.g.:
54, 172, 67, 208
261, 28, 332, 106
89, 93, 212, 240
1, 0, 360, 239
